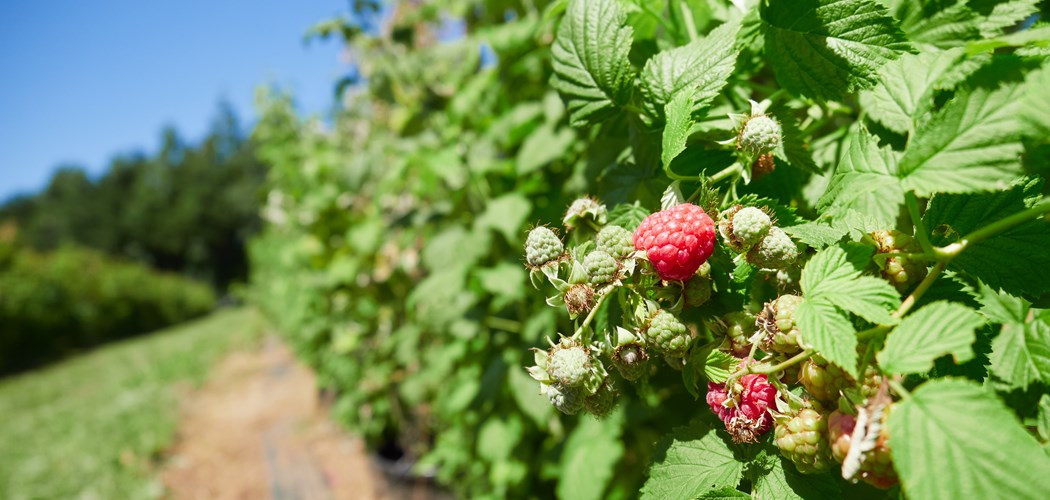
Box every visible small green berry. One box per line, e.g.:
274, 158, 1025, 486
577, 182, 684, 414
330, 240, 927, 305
584, 250, 619, 284
595, 225, 634, 259
747, 227, 798, 269
645, 310, 691, 357
525, 226, 563, 268
738, 114, 782, 155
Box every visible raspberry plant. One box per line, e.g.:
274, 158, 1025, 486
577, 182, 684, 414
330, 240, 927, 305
250, 0, 1050, 498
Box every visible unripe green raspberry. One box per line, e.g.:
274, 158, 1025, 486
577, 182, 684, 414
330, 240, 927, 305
747, 227, 798, 269
563, 197, 607, 229
612, 342, 649, 381
595, 225, 634, 259
799, 355, 853, 403
683, 274, 712, 308
545, 384, 585, 415
871, 229, 927, 293
645, 310, 691, 357
525, 226, 564, 268
729, 207, 772, 252
774, 407, 834, 474
738, 114, 782, 155
564, 283, 595, 317
584, 250, 619, 285
584, 379, 618, 417
720, 311, 757, 357
759, 294, 804, 354
548, 342, 591, 387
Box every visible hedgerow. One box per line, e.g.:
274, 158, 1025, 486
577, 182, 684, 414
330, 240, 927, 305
249, 1, 1050, 498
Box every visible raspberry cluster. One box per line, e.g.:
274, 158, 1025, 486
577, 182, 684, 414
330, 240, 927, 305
706, 373, 778, 443
717, 204, 798, 270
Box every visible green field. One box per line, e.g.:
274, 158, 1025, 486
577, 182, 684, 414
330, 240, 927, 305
0, 307, 264, 499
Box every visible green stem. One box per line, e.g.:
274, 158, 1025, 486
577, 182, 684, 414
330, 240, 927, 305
896, 261, 945, 318
623, 103, 646, 116
887, 378, 911, 400
709, 162, 741, 184
752, 349, 815, 376
573, 286, 613, 341
637, 1, 677, 38
938, 202, 1050, 259
906, 192, 936, 256
679, 1, 698, 41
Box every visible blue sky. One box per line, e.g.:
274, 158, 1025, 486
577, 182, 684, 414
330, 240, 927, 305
0, 0, 352, 201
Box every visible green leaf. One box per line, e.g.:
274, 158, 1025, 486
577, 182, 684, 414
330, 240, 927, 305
1039, 394, 1050, 441
893, 1, 980, 48
818, 128, 905, 228
989, 318, 1050, 390
550, 0, 634, 126
661, 92, 694, 170
516, 124, 576, 175
760, 0, 910, 101
696, 488, 749, 498
476, 415, 523, 462
475, 193, 532, 244
977, 0, 1040, 38
889, 379, 1050, 500
1021, 65, 1050, 139
973, 280, 1028, 324
607, 201, 650, 231
507, 366, 554, 428
801, 245, 900, 326
640, 21, 740, 121
641, 421, 744, 500
859, 49, 961, 134
878, 302, 984, 375
749, 446, 841, 500
898, 78, 1026, 195
558, 410, 626, 500
924, 179, 1050, 296
796, 299, 858, 377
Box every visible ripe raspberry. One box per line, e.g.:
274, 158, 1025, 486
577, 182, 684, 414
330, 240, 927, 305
611, 342, 649, 381
871, 230, 927, 293
544, 383, 585, 415
563, 284, 595, 317
827, 410, 856, 464
547, 339, 592, 387
584, 379, 618, 417
595, 225, 634, 259
563, 197, 607, 229
738, 114, 782, 155
583, 250, 619, 285
758, 294, 804, 354
746, 227, 798, 269
525, 226, 564, 268
799, 355, 853, 403
683, 274, 712, 307
719, 311, 757, 357
633, 203, 716, 281
719, 205, 772, 253
644, 310, 692, 357
706, 373, 778, 443
774, 407, 834, 474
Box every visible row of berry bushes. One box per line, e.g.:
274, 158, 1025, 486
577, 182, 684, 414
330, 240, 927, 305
249, 0, 1050, 498
0, 244, 216, 373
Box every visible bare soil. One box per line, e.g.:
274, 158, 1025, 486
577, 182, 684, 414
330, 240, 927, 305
161, 337, 387, 500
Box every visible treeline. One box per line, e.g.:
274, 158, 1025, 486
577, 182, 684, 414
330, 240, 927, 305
0, 103, 266, 289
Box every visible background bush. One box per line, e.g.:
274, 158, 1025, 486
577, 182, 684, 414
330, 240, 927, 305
0, 244, 216, 374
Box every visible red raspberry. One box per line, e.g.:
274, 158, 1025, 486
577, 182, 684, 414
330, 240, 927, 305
633, 204, 716, 281
705, 373, 778, 443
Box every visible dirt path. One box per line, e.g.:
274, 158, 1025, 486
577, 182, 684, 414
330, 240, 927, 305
161, 337, 387, 500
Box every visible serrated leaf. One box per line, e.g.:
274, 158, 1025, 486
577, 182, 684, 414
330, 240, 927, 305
878, 302, 984, 374
973, 280, 1028, 324
859, 49, 961, 134
550, 0, 634, 126
924, 179, 1050, 296
640, 21, 740, 121
801, 245, 900, 326
889, 379, 1050, 500
558, 410, 625, 500
782, 221, 847, 248
641, 422, 744, 500
989, 319, 1050, 390
898, 79, 1026, 195
607, 201, 650, 230
1021, 65, 1050, 139
797, 299, 858, 377
662, 92, 694, 170
818, 128, 905, 228
760, 0, 910, 101
1038, 394, 1050, 441
894, 0, 980, 48
696, 488, 749, 498
978, 0, 1040, 38
750, 446, 841, 500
